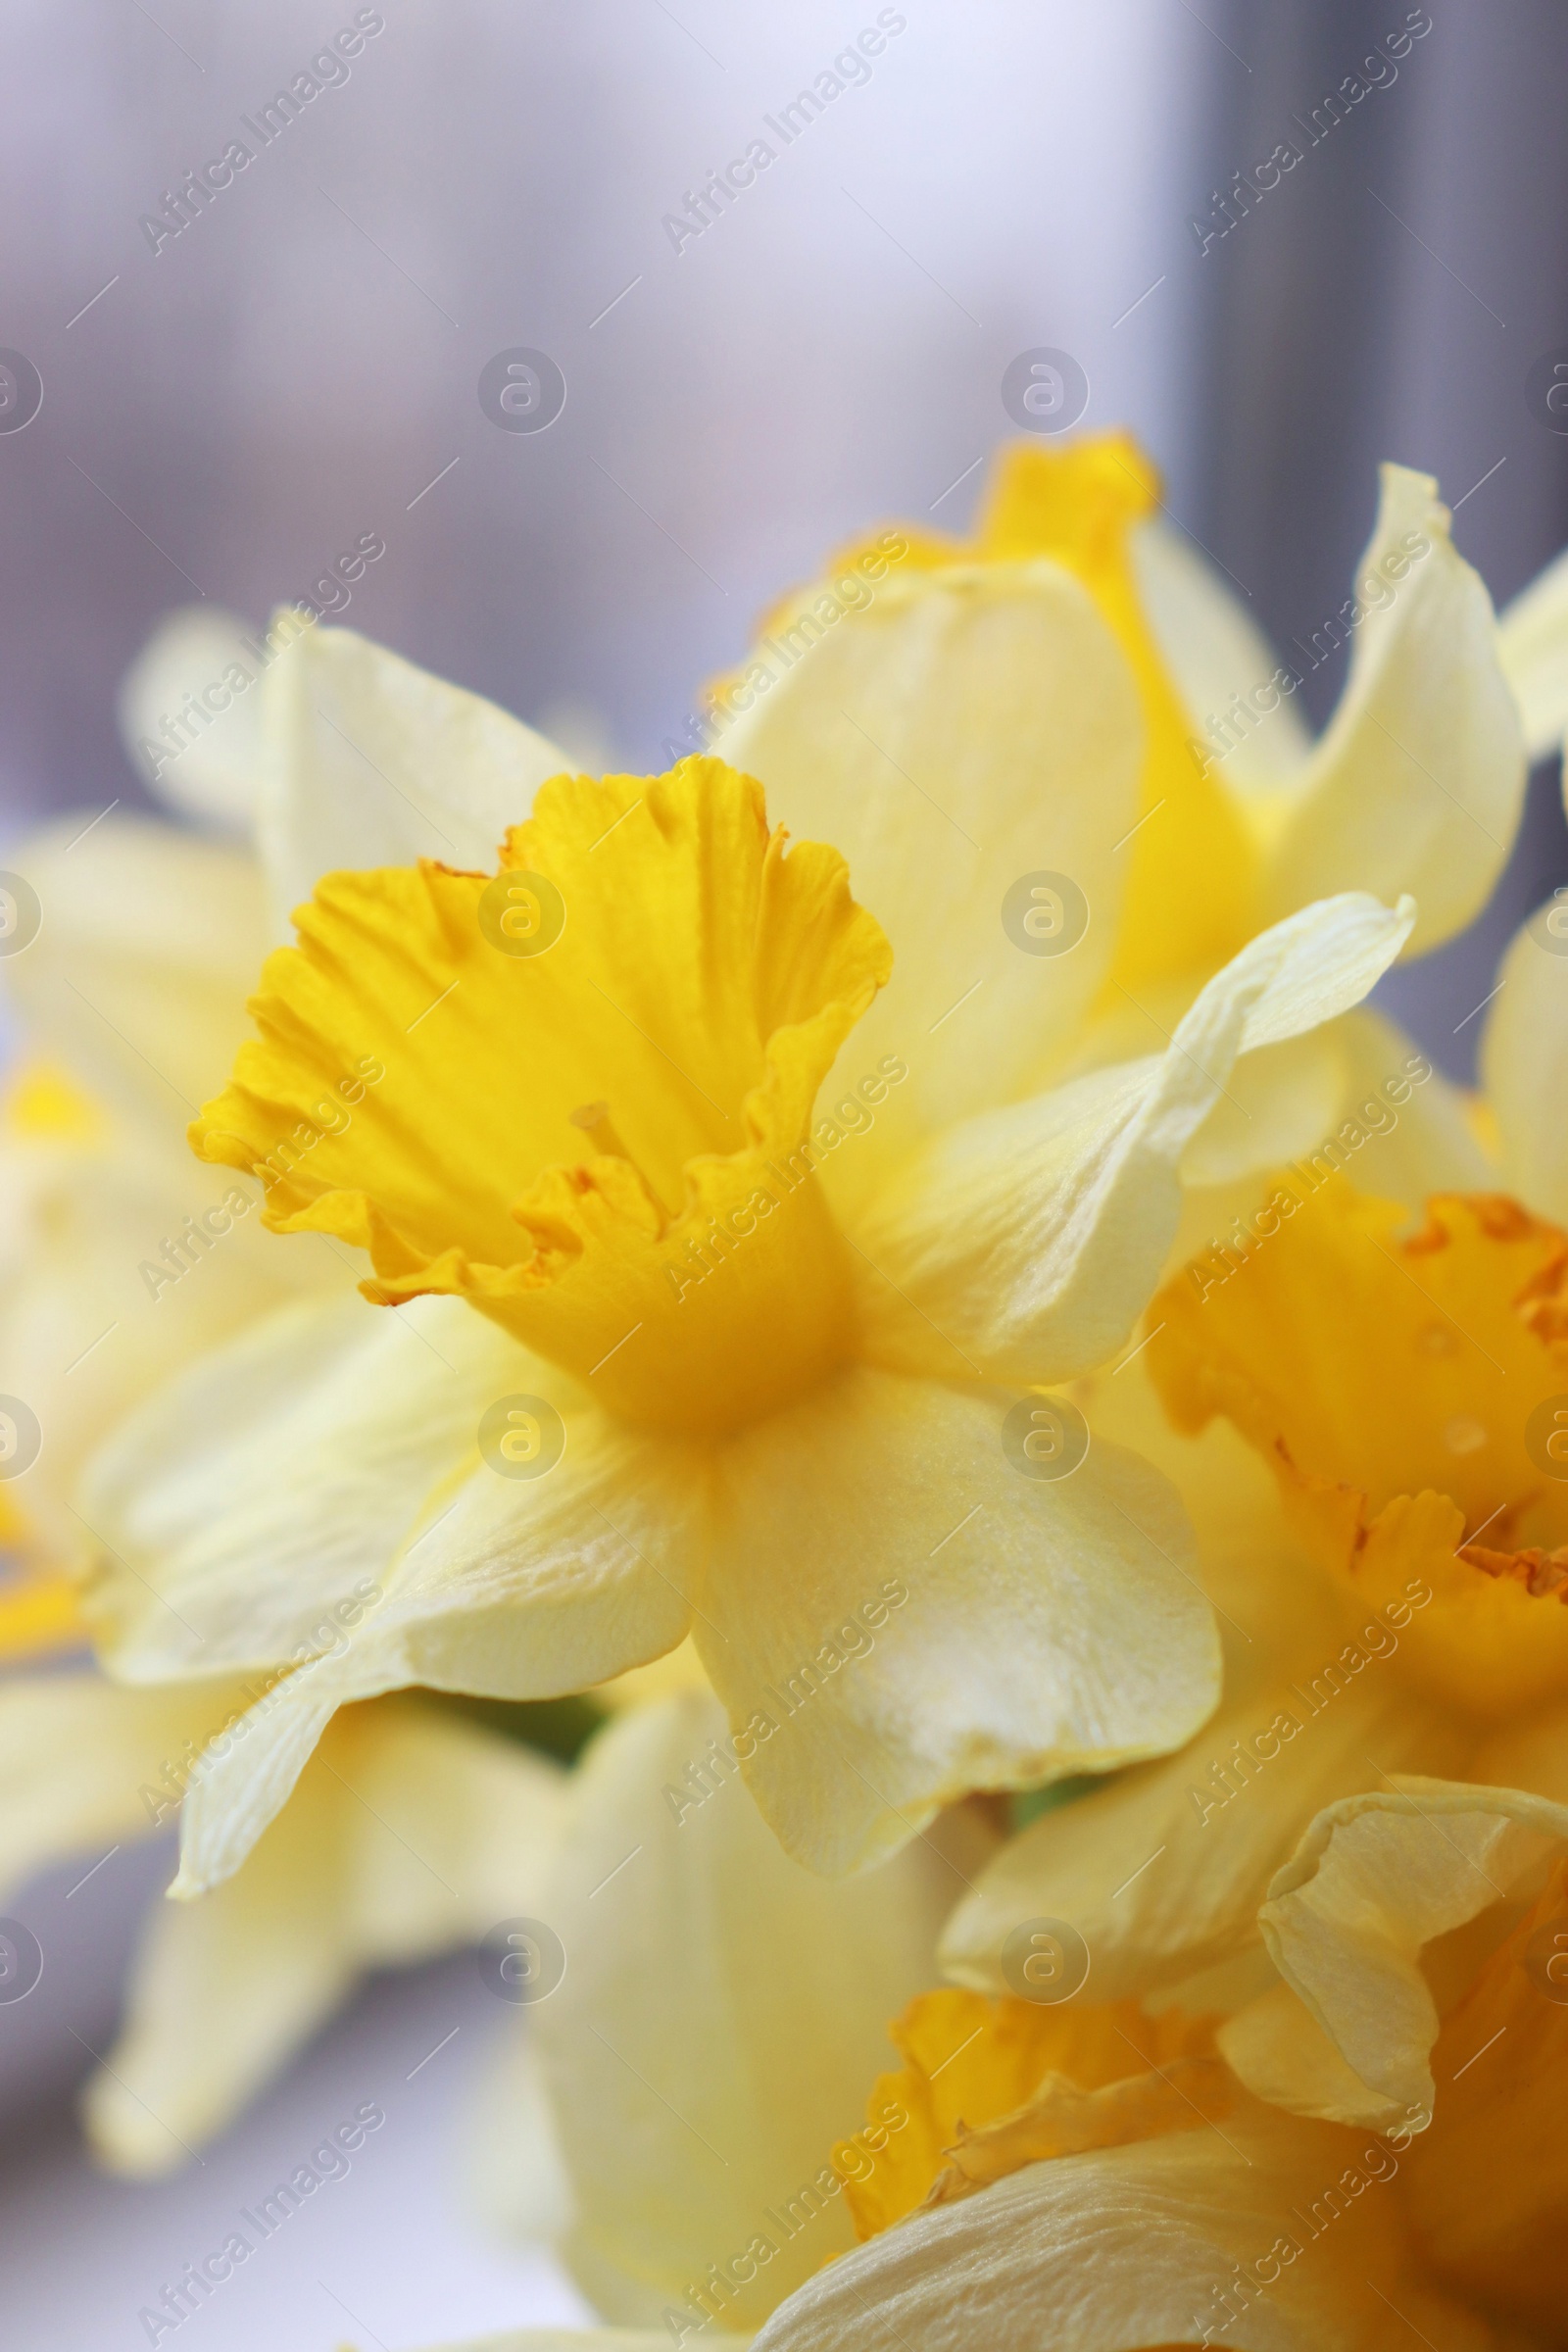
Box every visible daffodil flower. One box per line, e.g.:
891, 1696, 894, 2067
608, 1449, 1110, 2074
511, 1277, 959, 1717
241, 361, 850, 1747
77, 571, 1417, 1894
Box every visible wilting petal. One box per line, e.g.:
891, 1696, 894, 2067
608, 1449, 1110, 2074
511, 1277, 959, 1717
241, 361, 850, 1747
258, 621, 571, 924
751, 2106, 1479, 2352
87, 1697, 564, 2175
1256, 466, 1525, 957
694, 1367, 1219, 1876
853, 893, 1412, 1388
1496, 537, 1568, 760
525, 1690, 982, 2334
3, 814, 266, 1128
1480, 913, 1568, 1221
1223, 1777, 1568, 2130
717, 560, 1144, 1195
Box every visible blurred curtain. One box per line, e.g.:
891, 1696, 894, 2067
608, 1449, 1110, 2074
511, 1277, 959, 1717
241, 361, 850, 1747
1184, 0, 1568, 1069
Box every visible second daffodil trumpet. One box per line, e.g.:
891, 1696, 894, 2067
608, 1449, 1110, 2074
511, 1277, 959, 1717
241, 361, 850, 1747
75, 505, 1422, 1892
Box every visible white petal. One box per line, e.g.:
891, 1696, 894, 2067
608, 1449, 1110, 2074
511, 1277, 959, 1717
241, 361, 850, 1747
117, 605, 267, 833
854, 893, 1413, 1387
1256, 465, 1525, 956
258, 622, 571, 926
695, 1367, 1219, 1876
718, 561, 1144, 1200
528, 1690, 984, 2333
1497, 537, 1568, 759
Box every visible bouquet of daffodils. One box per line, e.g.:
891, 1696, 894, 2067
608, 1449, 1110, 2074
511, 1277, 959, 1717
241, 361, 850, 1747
6, 430, 1568, 2351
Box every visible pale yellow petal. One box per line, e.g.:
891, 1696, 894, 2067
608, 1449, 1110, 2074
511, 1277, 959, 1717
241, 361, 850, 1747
1228, 1777, 1568, 2129
0, 1110, 329, 1566
411, 2335, 751, 2351
1130, 515, 1312, 793
165, 1385, 701, 1892
118, 604, 267, 832
87, 1696, 564, 2175
941, 1652, 1459, 2008
79, 1291, 520, 1679
694, 1367, 1219, 1876
0, 1671, 241, 1903
717, 560, 1144, 1198
751, 2106, 1487, 2352
853, 893, 1413, 1387
529, 1690, 988, 2334
258, 619, 572, 926
1256, 465, 1525, 957
1479, 913, 1568, 1220
1496, 536, 1568, 759
2, 813, 266, 1126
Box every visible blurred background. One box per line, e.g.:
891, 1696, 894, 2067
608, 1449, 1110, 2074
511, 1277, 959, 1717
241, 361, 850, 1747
1, 2, 1566, 2343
